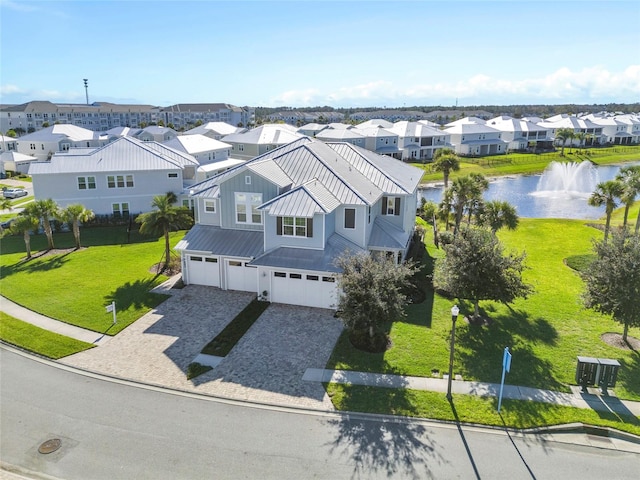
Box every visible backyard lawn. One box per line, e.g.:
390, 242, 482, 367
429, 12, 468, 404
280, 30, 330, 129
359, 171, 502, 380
0, 226, 184, 334
326, 211, 640, 423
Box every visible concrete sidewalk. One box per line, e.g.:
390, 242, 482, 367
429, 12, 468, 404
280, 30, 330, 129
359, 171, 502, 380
303, 368, 640, 418
0, 296, 110, 345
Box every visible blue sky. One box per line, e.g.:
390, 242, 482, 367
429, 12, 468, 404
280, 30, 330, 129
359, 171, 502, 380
1, 0, 639, 108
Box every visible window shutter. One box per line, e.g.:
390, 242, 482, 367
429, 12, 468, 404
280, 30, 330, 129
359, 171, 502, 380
276, 217, 282, 235
307, 218, 313, 237
381, 196, 387, 215
394, 197, 401, 216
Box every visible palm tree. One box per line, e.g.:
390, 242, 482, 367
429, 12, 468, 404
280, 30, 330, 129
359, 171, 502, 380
588, 180, 624, 242
136, 193, 194, 272
615, 166, 640, 229
479, 200, 519, 234
465, 173, 489, 226
554, 128, 574, 156
61, 204, 95, 249
448, 175, 480, 236
23, 199, 59, 250
432, 148, 461, 188
574, 132, 586, 154
10, 214, 40, 259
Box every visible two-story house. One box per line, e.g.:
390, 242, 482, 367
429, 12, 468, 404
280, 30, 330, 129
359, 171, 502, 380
15, 124, 110, 161
175, 137, 423, 309
29, 136, 199, 215
444, 122, 507, 156
387, 121, 450, 161
222, 124, 305, 160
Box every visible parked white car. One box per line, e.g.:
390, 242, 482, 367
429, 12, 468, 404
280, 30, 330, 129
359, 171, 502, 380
2, 188, 28, 199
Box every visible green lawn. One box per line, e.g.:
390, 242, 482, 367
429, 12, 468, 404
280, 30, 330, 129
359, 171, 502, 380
327, 215, 640, 404
414, 145, 640, 184
0, 311, 95, 359
0, 226, 183, 334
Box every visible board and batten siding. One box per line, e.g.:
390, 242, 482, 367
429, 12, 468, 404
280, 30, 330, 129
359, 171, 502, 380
218, 170, 278, 231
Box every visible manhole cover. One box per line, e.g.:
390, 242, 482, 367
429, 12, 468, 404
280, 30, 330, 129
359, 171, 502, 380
38, 438, 62, 454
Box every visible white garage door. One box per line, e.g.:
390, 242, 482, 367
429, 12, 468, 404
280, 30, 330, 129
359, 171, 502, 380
187, 255, 220, 287
226, 260, 257, 292
271, 271, 336, 309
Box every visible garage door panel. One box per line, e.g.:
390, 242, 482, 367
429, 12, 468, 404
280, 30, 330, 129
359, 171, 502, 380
226, 260, 257, 292
271, 271, 336, 309
187, 255, 220, 287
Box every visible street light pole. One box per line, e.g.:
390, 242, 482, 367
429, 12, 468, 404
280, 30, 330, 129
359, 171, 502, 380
446, 304, 460, 401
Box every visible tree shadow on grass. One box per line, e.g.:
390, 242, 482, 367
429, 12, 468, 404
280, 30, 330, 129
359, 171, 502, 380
104, 276, 167, 311
0, 250, 72, 279
455, 307, 563, 390
325, 386, 445, 479
616, 348, 640, 397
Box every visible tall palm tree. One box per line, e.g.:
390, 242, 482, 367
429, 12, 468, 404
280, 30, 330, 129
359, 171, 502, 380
615, 165, 640, 229
479, 200, 519, 234
573, 132, 586, 153
136, 193, 193, 272
448, 175, 481, 236
23, 198, 59, 250
465, 173, 489, 226
554, 128, 574, 156
61, 204, 95, 249
588, 180, 624, 242
432, 148, 461, 189
10, 214, 41, 259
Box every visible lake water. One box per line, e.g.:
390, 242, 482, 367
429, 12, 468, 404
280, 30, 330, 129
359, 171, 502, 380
418, 161, 640, 220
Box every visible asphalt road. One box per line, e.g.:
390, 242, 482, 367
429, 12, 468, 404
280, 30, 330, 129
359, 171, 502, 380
1, 346, 638, 480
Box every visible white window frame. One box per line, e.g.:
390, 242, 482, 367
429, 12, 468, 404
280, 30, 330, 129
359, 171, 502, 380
204, 200, 216, 213
385, 196, 397, 216
234, 192, 262, 224
77, 176, 96, 190
282, 216, 307, 237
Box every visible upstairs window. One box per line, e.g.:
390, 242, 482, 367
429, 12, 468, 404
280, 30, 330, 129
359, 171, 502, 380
235, 192, 262, 224
381, 196, 400, 216
277, 216, 313, 237
77, 176, 96, 190
204, 200, 216, 213
344, 208, 355, 229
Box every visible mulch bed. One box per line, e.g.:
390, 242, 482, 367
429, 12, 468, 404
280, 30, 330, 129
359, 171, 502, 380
601, 332, 640, 351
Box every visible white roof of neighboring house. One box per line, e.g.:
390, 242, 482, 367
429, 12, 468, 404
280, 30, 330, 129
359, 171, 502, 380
315, 128, 364, 141
103, 126, 142, 137
29, 136, 197, 175
356, 119, 395, 129
183, 122, 245, 136
352, 126, 397, 138
222, 124, 304, 145
163, 134, 232, 155
388, 121, 445, 138
0, 151, 37, 163
139, 126, 177, 136
445, 117, 487, 127
17, 124, 101, 142
197, 158, 246, 174
444, 123, 502, 135
539, 116, 600, 130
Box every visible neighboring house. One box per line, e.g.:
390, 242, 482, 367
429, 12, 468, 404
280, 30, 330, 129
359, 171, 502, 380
587, 116, 636, 145
351, 125, 401, 159
443, 122, 507, 156
183, 122, 246, 140
222, 124, 305, 160
485, 116, 553, 151
0, 134, 17, 153
297, 123, 330, 137
163, 134, 245, 181
0, 151, 38, 175
15, 124, 110, 161
136, 126, 178, 142
28, 136, 199, 215
315, 125, 366, 147
103, 126, 142, 140
539, 114, 603, 146
387, 121, 449, 161
176, 137, 423, 309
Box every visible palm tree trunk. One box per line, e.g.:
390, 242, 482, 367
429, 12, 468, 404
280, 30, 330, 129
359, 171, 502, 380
474, 300, 480, 318
24, 232, 31, 259
73, 221, 81, 249
635, 209, 640, 234
623, 321, 629, 343
43, 218, 54, 250
604, 213, 611, 242
623, 204, 630, 227
164, 228, 171, 270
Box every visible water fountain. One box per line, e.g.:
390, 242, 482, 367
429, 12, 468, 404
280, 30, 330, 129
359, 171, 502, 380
533, 161, 599, 198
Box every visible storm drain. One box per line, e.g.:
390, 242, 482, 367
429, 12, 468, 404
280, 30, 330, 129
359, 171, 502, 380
38, 438, 62, 454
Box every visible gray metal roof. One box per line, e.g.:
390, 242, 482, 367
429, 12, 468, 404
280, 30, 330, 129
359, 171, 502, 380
368, 216, 410, 250
174, 224, 264, 258
249, 233, 364, 272
259, 186, 324, 217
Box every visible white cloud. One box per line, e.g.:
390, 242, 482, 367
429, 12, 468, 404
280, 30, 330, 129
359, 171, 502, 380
270, 66, 640, 107
0, 84, 26, 95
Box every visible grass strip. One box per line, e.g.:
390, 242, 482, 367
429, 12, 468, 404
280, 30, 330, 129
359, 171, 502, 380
201, 299, 270, 357
0, 311, 95, 359
326, 383, 640, 437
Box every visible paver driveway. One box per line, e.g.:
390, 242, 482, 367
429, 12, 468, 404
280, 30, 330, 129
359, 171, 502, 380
62, 285, 344, 410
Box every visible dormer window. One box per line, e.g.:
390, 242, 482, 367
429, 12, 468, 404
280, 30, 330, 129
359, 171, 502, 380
382, 196, 400, 216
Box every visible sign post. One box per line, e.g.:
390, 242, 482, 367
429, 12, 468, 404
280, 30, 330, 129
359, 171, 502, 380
497, 346, 512, 413
106, 301, 116, 325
